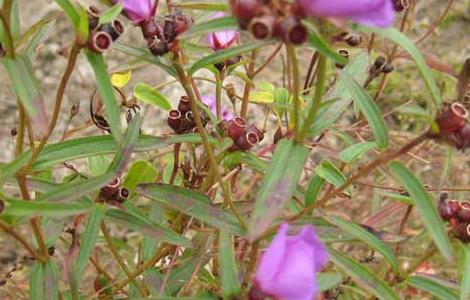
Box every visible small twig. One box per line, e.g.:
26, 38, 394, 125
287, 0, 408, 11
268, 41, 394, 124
0, 219, 44, 262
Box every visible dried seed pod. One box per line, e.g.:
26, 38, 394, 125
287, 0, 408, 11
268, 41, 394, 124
438, 199, 453, 221
230, 0, 262, 29
116, 188, 130, 203
99, 19, 124, 41
453, 223, 470, 243
177, 95, 192, 114
228, 117, 247, 140
167, 109, 182, 132
140, 19, 161, 39
458, 202, 470, 222
456, 125, 470, 150
147, 36, 169, 56
393, 0, 410, 12
249, 15, 276, 40
226, 55, 242, 68
335, 50, 349, 69
436, 102, 468, 134
179, 111, 195, 133
87, 6, 101, 31
100, 177, 121, 201
382, 64, 394, 74
87, 31, 113, 53
345, 34, 362, 47
236, 131, 259, 150
247, 124, 264, 142
448, 200, 462, 216
374, 56, 387, 69
275, 16, 307, 45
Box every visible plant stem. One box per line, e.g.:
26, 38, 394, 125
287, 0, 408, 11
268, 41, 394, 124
215, 73, 223, 119
300, 54, 327, 139
101, 222, 148, 296
240, 50, 257, 118
0, 8, 15, 58
18, 44, 81, 175
172, 58, 247, 229
286, 45, 301, 143
0, 219, 44, 262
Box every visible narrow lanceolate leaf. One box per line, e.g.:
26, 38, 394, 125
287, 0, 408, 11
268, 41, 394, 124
305, 175, 325, 206
317, 272, 343, 292
0, 134, 213, 179
407, 275, 459, 300
110, 113, 142, 175
189, 41, 273, 75
105, 208, 193, 248
326, 216, 399, 272
3, 199, 91, 217
123, 160, 158, 192
461, 244, 470, 300
34, 173, 115, 203
173, 2, 229, 11
74, 204, 106, 283
342, 73, 388, 149
29, 263, 45, 300
43, 261, 60, 300
137, 183, 245, 236
180, 16, 238, 40
98, 3, 123, 25
219, 230, 241, 298
328, 247, 400, 300
133, 83, 172, 111
389, 162, 453, 262
354, 25, 442, 107
86, 50, 123, 142
315, 160, 347, 188
54, 0, 80, 28
248, 140, 309, 241
340, 142, 377, 163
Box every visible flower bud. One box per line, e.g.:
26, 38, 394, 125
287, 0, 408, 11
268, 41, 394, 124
228, 117, 247, 140
99, 19, 124, 41
167, 109, 182, 132
247, 124, 264, 142
249, 15, 275, 40
147, 36, 169, 56
436, 102, 468, 134
87, 31, 113, 53
274, 16, 307, 45
140, 19, 161, 39
236, 131, 259, 150
230, 0, 262, 29
178, 95, 192, 114
335, 50, 349, 69
393, 0, 409, 12
116, 188, 130, 203
452, 223, 470, 243
458, 202, 470, 222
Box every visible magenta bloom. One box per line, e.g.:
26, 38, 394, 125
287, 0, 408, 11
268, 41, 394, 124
202, 95, 234, 121
112, 0, 157, 23
297, 0, 395, 28
206, 12, 238, 51
254, 223, 328, 300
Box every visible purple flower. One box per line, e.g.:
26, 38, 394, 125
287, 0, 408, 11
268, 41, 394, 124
297, 0, 395, 28
254, 223, 328, 300
112, 0, 157, 23
201, 95, 234, 121
206, 12, 238, 51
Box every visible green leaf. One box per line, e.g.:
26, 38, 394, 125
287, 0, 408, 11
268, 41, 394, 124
310, 52, 369, 136
342, 73, 388, 149
123, 160, 158, 192
248, 140, 309, 241
315, 160, 347, 188
44, 261, 60, 300
85, 50, 123, 142
189, 41, 272, 75
54, 0, 80, 29
329, 247, 400, 300
76, 5, 89, 43
99, 3, 123, 25
180, 16, 238, 40
137, 183, 245, 236
326, 216, 399, 271
340, 142, 377, 163
305, 175, 325, 206
174, 2, 229, 11
353, 25, 441, 108
73, 204, 106, 284
105, 208, 193, 248
219, 229, 241, 298
407, 275, 459, 300
461, 244, 470, 300
306, 25, 348, 65
88, 155, 111, 176
389, 162, 453, 262
3, 199, 91, 217
134, 83, 172, 111
317, 272, 343, 292
223, 151, 268, 173
29, 263, 45, 300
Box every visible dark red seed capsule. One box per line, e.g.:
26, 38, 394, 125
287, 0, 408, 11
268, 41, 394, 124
458, 202, 470, 222
249, 15, 275, 40
456, 125, 470, 150
236, 131, 259, 150
147, 36, 170, 56
100, 177, 121, 201
178, 95, 192, 114
382, 64, 394, 74
247, 124, 264, 142
275, 16, 307, 45
99, 20, 124, 41
230, 0, 262, 29
345, 34, 362, 47
140, 19, 161, 39
448, 200, 462, 216
228, 117, 247, 140
167, 109, 182, 132
374, 56, 386, 69
116, 188, 130, 203
393, 0, 410, 12
438, 200, 453, 221
179, 111, 195, 133
437, 103, 468, 134
453, 223, 470, 243
87, 31, 113, 53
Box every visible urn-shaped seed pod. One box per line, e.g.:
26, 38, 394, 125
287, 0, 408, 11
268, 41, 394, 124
141, 19, 161, 39
453, 223, 470, 243
167, 110, 182, 132
99, 19, 124, 41
437, 103, 468, 134
116, 188, 130, 203
147, 36, 169, 56
336, 50, 349, 69
438, 199, 453, 221
458, 202, 470, 222
179, 111, 195, 132
100, 177, 121, 201
247, 124, 264, 142
448, 200, 462, 216
249, 15, 276, 40
230, 0, 262, 29
345, 34, 362, 47
275, 16, 307, 45
87, 6, 101, 30
178, 95, 192, 114
87, 31, 113, 53
393, 0, 409, 12
236, 131, 259, 150
228, 117, 247, 140
456, 125, 470, 150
